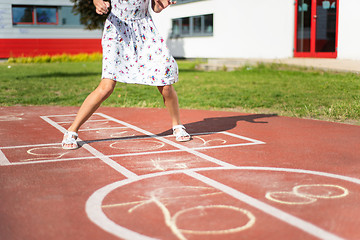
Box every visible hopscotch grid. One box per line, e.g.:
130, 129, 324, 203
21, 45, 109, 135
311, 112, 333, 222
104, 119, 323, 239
1, 112, 263, 165
1, 112, 352, 239
40, 115, 138, 178
5, 141, 263, 166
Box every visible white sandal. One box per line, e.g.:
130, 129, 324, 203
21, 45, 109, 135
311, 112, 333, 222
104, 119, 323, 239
172, 125, 191, 142
62, 131, 79, 150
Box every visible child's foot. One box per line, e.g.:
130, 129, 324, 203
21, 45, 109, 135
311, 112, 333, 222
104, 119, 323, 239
172, 125, 191, 142
62, 131, 79, 150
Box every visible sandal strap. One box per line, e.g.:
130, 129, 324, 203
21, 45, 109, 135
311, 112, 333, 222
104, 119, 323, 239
172, 125, 186, 131
172, 125, 190, 140
62, 131, 78, 145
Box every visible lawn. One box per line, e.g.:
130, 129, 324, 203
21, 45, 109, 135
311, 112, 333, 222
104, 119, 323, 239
1, 60, 359, 125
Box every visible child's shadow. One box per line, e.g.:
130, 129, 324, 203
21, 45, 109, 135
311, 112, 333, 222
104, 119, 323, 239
80, 113, 277, 146
157, 113, 277, 136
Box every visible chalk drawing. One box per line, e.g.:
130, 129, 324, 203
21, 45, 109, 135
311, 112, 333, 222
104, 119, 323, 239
87, 167, 358, 240
151, 158, 188, 171
110, 131, 136, 138
193, 136, 227, 146
110, 140, 165, 152
266, 184, 349, 205
22, 146, 70, 162
293, 184, 349, 199
102, 186, 254, 240
173, 205, 255, 235
0, 113, 24, 121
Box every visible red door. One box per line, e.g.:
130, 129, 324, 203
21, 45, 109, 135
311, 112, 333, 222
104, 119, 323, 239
294, 0, 339, 58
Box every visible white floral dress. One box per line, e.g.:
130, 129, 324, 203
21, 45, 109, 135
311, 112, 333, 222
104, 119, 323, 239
101, 0, 178, 86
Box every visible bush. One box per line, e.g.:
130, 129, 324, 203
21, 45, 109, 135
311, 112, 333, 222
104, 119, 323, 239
7, 53, 102, 64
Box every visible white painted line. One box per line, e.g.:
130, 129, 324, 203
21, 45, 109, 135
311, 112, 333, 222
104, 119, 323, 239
191, 142, 262, 151
0, 142, 61, 150
222, 131, 266, 144
97, 113, 236, 168
185, 171, 345, 240
56, 119, 110, 124
41, 116, 138, 179
0, 150, 11, 166
79, 127, 129, 132
44, 114, 77, 118
86, 178, 158, 240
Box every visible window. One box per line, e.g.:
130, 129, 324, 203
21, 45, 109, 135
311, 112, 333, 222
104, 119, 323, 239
12, 6, 34, 24
59, 6, 81, 26
12, 5, 82, 27
36, 7, 57, 24
171, 14, 213, 38
175, 0, 203, 4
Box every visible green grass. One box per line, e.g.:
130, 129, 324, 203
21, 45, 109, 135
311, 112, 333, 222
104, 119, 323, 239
1, 60, 359, 125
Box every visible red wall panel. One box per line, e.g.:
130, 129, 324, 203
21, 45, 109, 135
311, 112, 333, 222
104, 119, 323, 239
0, 39, 102, 58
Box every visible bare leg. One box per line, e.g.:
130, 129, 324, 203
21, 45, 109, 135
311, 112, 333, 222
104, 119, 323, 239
63, 78, 116, 148
157, 85, 190, 141
157, 85, 181, 126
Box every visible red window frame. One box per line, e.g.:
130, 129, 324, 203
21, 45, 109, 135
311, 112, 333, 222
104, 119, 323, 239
12, 5, 59, 26
294, 0, 339, 58
35, 6, 59, 25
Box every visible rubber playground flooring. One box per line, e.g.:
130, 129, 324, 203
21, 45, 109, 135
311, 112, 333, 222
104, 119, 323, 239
0, 106, 359, 240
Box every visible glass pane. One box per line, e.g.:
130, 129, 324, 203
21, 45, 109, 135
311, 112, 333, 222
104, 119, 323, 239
315, 0, 336, 52
204, 14, 213, 34
12, 6, 33, 24
193, 16, 201, 33
60, 6, 81, 26
172, 19, 180, 36
36, 7, 57, 24
181, 17, 190, 35
296, 0, 311, 52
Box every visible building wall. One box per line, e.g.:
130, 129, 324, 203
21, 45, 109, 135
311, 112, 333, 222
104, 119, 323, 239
0, 0, 102, 57
152, 0, 295, 59
337, 0, 360, 60
152, 0, 360, 60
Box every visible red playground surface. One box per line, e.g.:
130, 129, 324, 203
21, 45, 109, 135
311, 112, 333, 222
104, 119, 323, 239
1, 106, 360, 240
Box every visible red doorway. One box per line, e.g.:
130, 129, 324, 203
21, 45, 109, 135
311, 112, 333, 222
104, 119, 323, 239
294, 0, 339, 58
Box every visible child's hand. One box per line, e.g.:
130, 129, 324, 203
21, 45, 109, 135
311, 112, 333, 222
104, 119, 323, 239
152, 0, 177, 13
93, 0, 110, 15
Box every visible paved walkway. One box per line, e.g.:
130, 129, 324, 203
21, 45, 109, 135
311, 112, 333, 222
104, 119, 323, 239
198, 58, 360, 73
1, 106, 360, 240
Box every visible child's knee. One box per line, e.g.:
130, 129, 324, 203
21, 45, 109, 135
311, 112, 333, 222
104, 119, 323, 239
161, 85, 175, 98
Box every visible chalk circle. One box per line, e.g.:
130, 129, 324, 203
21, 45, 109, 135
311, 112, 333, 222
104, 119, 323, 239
110, 140, 165, 152
293, 184, 349, 199
173, 205, 255, 235
23, 147, 69, 161
265, 191, 317, 205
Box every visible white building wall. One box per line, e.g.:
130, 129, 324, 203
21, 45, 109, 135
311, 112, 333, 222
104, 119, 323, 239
0, 0, 102, 39
337, 0, 360, 60
152, 0, 294, 59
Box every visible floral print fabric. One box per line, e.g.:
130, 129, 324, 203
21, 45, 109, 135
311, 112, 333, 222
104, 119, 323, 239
101, 0, 178, 86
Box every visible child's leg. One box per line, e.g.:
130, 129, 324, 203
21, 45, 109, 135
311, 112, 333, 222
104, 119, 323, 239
157, 85, 181, 126
63, 78, 116, 148
157, 85, 190, 141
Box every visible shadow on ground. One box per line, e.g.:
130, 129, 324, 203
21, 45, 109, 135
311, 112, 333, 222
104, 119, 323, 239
81, 113, 277, 146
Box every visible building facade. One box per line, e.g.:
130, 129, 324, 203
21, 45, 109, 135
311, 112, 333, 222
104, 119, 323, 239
0, 0, 102, 58
152, 0, 360, 60
1, 0, 359, 60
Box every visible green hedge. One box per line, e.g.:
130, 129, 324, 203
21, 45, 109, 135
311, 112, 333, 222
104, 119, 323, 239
7, 53, 102, 64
